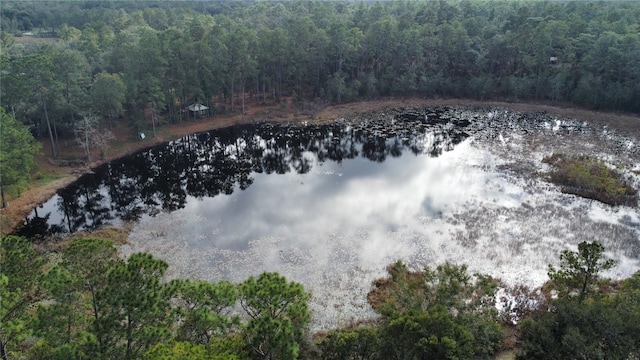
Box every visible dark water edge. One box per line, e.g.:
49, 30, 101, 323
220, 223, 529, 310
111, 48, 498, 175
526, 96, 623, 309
16, 104, 637, 242
17, 106, 489, 238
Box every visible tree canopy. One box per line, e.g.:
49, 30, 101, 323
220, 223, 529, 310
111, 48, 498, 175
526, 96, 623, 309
1, 0, 638, 152
2, 234, 639, 359
0, 108, 40, 208
518, 241, 637, 360
547, 240, 615, 301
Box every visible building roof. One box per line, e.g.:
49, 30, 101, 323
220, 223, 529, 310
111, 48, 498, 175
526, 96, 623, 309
188, 103, 209, 112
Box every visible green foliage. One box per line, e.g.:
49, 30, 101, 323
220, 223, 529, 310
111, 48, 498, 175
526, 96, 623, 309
241, 272, 311, 360
369, 261, 499, 319
144, 341, 209, 360
0, 235, 43, 291
614, 271, 640, 355
167, 278, 239, 344
32, 266, 85, 349
543, 154, 638, 207
517, 298, 636, 360
1, 234, 318, 359
0, 31, 15, 49
144, 336, 249, 360
91, 71, 126, 122
1, 232, 638, 359
30, 240, 121, 359
547, 241, 615, 301
0, 108, 41, 207
315, 325, 379, 360
61, 238, 119, 354
386, 309, 474, 359
0, 236, 45, 359
518, 246, 637, 359
366, 261, 503, 359
96, 252, 170, 360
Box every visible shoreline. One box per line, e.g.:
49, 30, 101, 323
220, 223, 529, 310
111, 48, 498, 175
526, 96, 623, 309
1, 97, 638, 236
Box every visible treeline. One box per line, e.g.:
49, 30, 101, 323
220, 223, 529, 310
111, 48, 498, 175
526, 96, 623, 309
2, 236, 639, 359
1, 0, 639, 156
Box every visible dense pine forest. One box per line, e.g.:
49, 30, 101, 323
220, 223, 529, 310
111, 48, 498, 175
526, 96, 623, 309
2, 1, 640, 359
2, 0, 639, 152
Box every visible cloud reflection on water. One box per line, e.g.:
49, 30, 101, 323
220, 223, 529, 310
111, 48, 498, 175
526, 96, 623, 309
124, 131, 639, 330
18, 108, 639, 330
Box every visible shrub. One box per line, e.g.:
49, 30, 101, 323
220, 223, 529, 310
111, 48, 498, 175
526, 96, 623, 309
543, 153, 638, 206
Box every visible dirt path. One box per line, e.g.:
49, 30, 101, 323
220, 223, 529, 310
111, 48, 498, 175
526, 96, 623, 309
1, 98, 637, 236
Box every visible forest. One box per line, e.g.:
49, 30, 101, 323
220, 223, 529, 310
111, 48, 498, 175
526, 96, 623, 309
2, 0, 639, 161
1, 1, 640, 359
2, 235, 639, 359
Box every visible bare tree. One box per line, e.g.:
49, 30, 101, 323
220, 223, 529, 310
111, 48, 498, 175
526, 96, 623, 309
74, 113, 115, 163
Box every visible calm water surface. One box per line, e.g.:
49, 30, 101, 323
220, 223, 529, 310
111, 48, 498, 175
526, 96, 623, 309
20, 108, 640, 329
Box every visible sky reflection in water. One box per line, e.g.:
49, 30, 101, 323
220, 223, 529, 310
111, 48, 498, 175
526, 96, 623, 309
123, 124, 639, 330
178, 139, 514, 254
20, 112, 640, 330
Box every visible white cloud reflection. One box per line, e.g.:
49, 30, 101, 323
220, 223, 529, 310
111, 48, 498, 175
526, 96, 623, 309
125, 137, 640, 330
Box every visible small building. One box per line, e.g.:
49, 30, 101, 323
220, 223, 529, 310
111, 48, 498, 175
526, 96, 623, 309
187, 103, 209, 116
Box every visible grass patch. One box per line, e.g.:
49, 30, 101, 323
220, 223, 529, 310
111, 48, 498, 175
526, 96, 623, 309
32, 172, 64, 186
43, 224, 132, 253
70, 224, 132, 246
543, 153, 638, 207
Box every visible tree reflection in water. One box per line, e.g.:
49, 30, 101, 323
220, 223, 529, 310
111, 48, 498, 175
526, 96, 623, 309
16, 114, 469, 237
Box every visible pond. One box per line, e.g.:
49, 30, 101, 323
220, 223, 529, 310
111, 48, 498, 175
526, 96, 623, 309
19, 106, 640, 330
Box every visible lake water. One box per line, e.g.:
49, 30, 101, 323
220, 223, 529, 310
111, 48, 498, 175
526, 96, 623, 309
20, 106, 640, 329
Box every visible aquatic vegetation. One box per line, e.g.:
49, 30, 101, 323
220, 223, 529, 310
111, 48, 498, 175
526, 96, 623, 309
543, 153, 638, 207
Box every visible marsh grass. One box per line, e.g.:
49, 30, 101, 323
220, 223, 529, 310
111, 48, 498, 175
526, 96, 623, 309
543, 153, 638, 207
41, 224, 133, 253
72, 224, 132, 245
